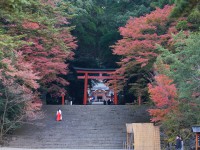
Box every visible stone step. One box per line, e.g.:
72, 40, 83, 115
6, 105, 150, 149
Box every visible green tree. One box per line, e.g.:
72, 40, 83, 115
170, 0, 200, 30
150, 0, 175, 8
67, 0, 152, 68
154, 32, 200, 142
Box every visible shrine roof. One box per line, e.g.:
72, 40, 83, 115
192, 126, 200, 133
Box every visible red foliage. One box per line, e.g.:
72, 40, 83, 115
25, 96, 44, 120
0, 50, 42, 120
19, 1, 77, 97
148, 74, 178, 122
2, 52, 40, 89
22, 21, 40, 29
56, 29, 77, 50
21, 36, 75, 96
113, 5, 176, 75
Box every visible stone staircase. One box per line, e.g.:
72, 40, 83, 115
7, 105, 150, 149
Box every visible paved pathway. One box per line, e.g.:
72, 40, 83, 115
4, 105, 149, 149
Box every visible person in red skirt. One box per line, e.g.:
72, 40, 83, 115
56, 108, 62, 121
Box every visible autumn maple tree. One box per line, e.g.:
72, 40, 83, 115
0, 34, 40, 140
14, 1, 77, 97
113, 5, 174, 68
112, 5, 178, 103
0, 0, 76, 140
148, 74, 178, 122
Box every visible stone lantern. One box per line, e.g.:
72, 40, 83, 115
192, 126, 200, 150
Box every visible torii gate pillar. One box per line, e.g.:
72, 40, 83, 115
83, 73, 88, 105
61, 92, 65, 105
113, 81, 118, 105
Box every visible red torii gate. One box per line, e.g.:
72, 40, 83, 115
74, 67, 123, 105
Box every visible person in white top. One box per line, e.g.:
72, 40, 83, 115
56, 108, 62, 121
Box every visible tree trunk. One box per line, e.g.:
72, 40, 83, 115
0, 88, 8, 141
138, 92, 142, 105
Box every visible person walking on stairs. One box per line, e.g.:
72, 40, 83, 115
56, 108, 62, 121
175, 135, 182, 150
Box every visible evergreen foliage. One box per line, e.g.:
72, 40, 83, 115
171, 0, 200, 29
152, 32, 200, 143
150, 0, 175, 8
66, 0, 152, 68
